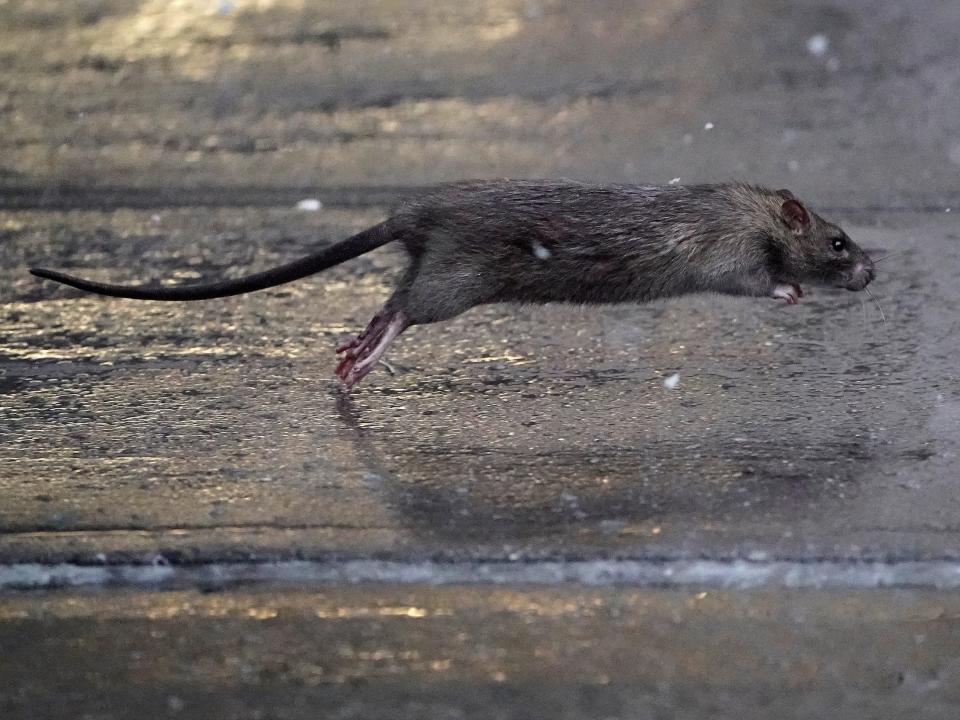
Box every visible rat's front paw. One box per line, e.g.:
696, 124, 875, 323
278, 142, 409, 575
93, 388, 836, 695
772, 283, 802, 305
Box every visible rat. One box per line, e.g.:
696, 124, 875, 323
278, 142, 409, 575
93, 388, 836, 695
30, 180, 875, 388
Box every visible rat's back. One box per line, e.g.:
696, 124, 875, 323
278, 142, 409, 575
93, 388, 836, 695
395, 180, 718, 305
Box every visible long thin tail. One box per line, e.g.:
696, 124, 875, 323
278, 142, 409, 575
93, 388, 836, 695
30, 221, 395, 301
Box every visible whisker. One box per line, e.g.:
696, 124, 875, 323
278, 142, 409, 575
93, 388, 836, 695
871, 250, 906, 264
864, 286, 886, 325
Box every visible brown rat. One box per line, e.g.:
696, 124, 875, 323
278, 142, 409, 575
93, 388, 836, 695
31, 180, 875, 388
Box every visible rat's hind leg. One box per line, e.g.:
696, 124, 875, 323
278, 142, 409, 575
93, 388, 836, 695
333, 261, 490, 388
335, 306, 411, 389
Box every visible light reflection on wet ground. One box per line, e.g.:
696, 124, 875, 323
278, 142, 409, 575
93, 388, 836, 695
2, 585, 960, 718
2, 1, 958, 203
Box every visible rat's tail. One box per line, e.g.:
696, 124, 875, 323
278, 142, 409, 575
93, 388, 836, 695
30, 220, 395, 301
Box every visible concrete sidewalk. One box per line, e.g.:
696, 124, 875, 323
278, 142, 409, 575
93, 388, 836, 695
1, 1, 959, 718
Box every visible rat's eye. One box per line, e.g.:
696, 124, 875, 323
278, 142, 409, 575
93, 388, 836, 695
831, 237, 846, 252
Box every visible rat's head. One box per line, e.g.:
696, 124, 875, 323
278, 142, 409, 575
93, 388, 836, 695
770, 189, 874, 291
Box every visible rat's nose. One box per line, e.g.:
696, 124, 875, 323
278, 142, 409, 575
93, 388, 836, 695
845, 261, 874, 291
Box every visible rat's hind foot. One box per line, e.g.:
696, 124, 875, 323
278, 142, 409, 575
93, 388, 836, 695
336, 310, 389, 353
335, 308, 410, 389
772, 283, 802, 305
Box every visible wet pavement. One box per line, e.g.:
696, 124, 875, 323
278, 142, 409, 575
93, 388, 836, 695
0, 207, 958, 568
5, 585, 960, 720
1, 1, 959, 717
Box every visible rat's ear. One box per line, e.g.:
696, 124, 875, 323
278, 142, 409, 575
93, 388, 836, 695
776, 188, 797, 201
780, 199, 810, 235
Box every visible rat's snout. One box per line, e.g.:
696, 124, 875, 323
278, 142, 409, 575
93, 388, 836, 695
844, 259, 875, 291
